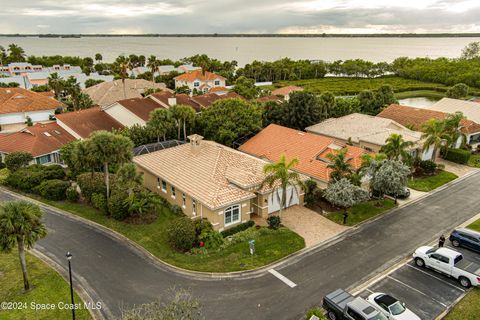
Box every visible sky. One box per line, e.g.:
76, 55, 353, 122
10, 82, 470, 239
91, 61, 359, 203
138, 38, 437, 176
1, 0, 480, 34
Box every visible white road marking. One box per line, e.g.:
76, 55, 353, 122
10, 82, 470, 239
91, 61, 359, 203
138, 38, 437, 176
268, 269, 297, 288
386, 275, 448, 308
406, 264, 465, 292
365, 288, 374, 294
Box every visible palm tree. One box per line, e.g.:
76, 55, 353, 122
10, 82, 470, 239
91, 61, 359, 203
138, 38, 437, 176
147, 55, 159, 82
326, 149, 353, 181
421, 119, 447, 162
169, 105, 196, 141
95, 53, 103, 63
147, 108, 174, 142
380, 133, 414, 161
261, 155, 304, 217
113, 55, 131, 99
0, 201, 47, 291
7, 44, 26, 62
47, 72, 63, 99
443, 112, 466, 151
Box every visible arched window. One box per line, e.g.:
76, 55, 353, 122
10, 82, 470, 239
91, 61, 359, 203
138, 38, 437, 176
224, 204, 241, 226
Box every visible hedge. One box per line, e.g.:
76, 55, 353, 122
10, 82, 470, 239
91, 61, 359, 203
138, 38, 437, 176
35, 179, 70, 200
221, 220, 255, 238
7, 165, 65, 192
166, 217, 196, 251
445, 148, 471, 164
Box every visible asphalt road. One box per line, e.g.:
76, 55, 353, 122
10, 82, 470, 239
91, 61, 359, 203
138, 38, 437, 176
1, 172, 480, 320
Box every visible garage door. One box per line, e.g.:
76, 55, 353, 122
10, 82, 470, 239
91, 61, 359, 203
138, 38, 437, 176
268, 186, 299, 214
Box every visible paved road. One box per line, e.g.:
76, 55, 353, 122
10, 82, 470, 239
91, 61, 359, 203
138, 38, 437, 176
1, 172, 480, 320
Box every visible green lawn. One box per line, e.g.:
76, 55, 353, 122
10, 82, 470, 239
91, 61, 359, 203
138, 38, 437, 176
272, 76, 448, 96
326, 199, 396, 226
407, 170, 458, 192
38, 199, 305, 273
443, 289, 480, 320
0, 250, 91, 320
394, 89, 445, 100
468, 154, 480, 168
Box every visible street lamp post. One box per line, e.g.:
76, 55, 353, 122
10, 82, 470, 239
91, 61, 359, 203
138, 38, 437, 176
66, 252, 75, 320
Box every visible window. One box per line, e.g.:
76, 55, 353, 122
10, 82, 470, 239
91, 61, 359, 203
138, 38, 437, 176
192, 199, 196, 216
193, 81, 200, 87
431, 254, 449, 264
36, 154, 51, 165
156, 177, 161, 189
214, 80, 220, 86
224, 204, 241, 226
161, 180, 167, 192
346, 308, 364, 320
182, 193, 186, 208
171, 186, 176, 198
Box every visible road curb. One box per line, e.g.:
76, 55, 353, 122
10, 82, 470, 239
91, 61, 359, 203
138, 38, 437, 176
2, 170, 479, 281
29, 249, 108, 320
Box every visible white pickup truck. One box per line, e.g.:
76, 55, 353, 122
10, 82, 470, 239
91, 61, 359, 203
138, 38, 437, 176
413, 246, 480, 288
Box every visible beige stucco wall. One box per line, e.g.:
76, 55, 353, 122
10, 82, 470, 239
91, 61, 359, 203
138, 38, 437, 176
138, 166, 252, 231
104, 103, 145, 127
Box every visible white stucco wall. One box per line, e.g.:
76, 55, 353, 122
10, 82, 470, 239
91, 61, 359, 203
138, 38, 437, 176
421, 145, 435, 161
103, 103, 145, 127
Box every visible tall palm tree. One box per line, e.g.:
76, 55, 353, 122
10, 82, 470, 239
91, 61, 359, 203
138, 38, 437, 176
380, 133, 415, 161
7, 44, 26, 62
421, 119, 447, 162
147, 108, 174, 142
113, 55, 131, 99
147, 55, 159, 82
0, 201, 47, 291
443, 112, 466, 151
326, 149, 353, 181
47, 72, 63, 99
261, 155, 303, 217
169, 105, 196, 141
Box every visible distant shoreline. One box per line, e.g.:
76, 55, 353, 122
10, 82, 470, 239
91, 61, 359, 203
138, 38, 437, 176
1, 33, 480, 38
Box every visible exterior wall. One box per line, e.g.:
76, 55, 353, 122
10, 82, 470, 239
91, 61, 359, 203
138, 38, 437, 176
254, 186, 306, 218
174, 78, 226, 92
358, 141, 382, 153
467, 132, 480, 150
137, 167, 252, 231
104, 103, 146, 127
0, 110, 55, 129
26, 110, 55, 122
420, 145, 435, 161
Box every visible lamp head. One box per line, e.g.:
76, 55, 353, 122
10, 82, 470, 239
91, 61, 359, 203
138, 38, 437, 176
66, 252, 72, 260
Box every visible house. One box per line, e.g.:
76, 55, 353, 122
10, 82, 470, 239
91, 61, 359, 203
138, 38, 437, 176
0, 122, 75, 165
378, 104, 480, 150
239, 124, 367, 188
174, 70, 226, 94
429, 98, 480, 125
305, 113, 434, 160
0, 88, 64, 132
83, 79, 168, 107
0, 63, 81, 77
103, 97, 165, 127
271, 85, 304, 101
56, 106, 124, 139
133, 134, 305, 230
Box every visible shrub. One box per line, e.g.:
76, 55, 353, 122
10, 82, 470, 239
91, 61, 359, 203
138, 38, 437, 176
66, 187, 79, 202
194, 218, 214, 238
166, 217, 196, 251
306, 308, 326, 320
220, 220, 255, 238
445, 148, 471, 164
304, 179, 319, 206
91, 193, 108, 213
42, 165, 66, 180
35, 179, 70, 200
170, 204, 184, 215
418, 160, 437, 175
108, 190, 129, 220
267, 215, 281, 229
198, 228, 224, 250
0, 168, 10, 185
0, 162, 5, 169
77, 172, 114, 201
5, 151, 33, 171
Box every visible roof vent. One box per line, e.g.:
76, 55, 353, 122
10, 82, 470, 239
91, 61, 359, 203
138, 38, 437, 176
53, 130, 61, 135
43, 132, 52, 137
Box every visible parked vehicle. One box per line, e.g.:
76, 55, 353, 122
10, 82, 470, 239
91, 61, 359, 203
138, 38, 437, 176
366, 293, 421, 320
413, 246, 480, 288
449, 228, 480, 253
389, 187, 410, 199
323, 288, 388, 320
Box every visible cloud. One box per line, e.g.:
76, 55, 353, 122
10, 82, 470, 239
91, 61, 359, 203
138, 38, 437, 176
0, 0, 479, 34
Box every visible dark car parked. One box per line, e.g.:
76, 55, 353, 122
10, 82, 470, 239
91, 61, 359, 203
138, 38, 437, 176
450, 228, 480, 253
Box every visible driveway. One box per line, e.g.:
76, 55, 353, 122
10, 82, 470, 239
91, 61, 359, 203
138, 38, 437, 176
437, 158, 478, 177
1, 172, 480, 320
279, 205, 348, 247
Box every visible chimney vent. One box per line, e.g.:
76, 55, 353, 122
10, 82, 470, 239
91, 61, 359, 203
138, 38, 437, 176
187, 134, 204, 153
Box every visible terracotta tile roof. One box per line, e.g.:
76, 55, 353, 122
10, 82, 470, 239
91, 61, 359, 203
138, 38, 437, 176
209, 86, 228, 93
239, 124, 367, 183
149, 91, 243, 112
174, 94, 202, 111
271, 85, 304, 96
55, 106, 124, 138
377, 104, 480, 134
0, 88, 63, 114
83, 79, 168, 107
174, 70, 226, 82
192, 92, 244, 108
134, 138, 274, 210
117, 97, 164, 121
38, 91, 55, 98
148, 91, 175, 106
257, 95, 283, 103
0, 122, 75, 157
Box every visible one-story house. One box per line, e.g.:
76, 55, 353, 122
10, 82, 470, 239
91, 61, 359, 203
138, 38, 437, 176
378, 104, 480, 150
238, 124, 367, 189
133, 134, 306, 230
271, 85, 304, 101
305, 113, 435, 160
0, 88, 64, 132
0, 122, 76, 165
